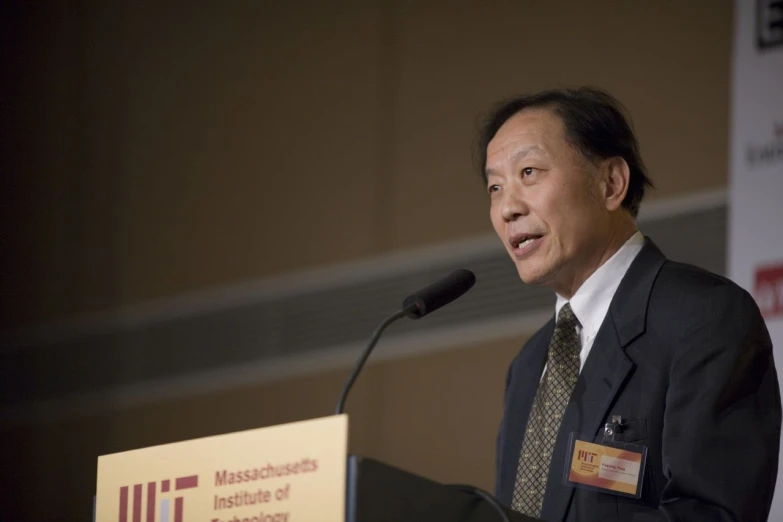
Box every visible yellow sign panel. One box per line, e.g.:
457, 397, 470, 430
95, 415, 348, 522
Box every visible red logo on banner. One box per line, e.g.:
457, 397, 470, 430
118, 474, 198, 522
755, 262, 783, 319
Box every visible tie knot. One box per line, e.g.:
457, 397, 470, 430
557, 303, 580, 329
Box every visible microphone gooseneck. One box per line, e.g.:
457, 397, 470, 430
334, 305, 415, 415
334, 269, 476, 415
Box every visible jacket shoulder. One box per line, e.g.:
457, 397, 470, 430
654, 260, 754, 303
649, 260, 765, 337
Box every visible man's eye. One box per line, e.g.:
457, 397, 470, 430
522, 167, 535, 176
487, 184, 500, 194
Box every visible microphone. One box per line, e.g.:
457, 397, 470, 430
334, 269, 476, 415
402, 268, 476, 319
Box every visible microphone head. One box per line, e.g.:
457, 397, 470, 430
402, 269, 476, 319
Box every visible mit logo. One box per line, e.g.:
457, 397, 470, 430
757, 0, 783, 50
118, 475, 198, 522
577, 450, 598, 464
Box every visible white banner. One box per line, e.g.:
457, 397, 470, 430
729, 0, 783, 518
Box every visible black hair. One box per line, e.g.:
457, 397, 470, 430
475, 87, 653, 217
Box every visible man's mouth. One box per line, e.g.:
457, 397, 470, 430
509, 233, 544, 257
510, 234, 543, 248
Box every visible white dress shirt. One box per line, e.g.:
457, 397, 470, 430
553, 231, 645, 373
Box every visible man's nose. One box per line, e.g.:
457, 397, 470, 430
500, 186, 529, 222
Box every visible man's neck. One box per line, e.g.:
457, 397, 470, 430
551, 220, 639, 299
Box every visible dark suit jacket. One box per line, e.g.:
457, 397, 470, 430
496, 238, 781, 521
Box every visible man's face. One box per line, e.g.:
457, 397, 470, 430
485, 108, 612, 296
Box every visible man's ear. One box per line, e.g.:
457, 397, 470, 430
601, 157, 630, 212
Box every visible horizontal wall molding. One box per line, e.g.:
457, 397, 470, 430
0, 188, 728, 424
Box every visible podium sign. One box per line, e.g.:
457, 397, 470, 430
95, 415, 348, 522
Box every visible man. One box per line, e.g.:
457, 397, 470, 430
480, 87, 781, 521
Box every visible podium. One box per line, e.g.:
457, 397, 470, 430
347, 455, 537, 522
94, 415, 538, 522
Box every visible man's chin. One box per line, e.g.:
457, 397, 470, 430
515, 266, 548, 285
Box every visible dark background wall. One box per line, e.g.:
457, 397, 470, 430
0, 2, 732, 521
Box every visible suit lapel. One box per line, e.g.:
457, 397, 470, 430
540, 238, 667, 522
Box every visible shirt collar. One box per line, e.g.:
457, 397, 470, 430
555, 231, 645, 337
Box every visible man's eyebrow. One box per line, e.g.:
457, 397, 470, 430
485, 146, 547, 178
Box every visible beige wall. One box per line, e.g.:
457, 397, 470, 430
2, 0, 731, 328
0, 1, 732, 521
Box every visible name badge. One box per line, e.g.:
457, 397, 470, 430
563, 419, 647, 498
